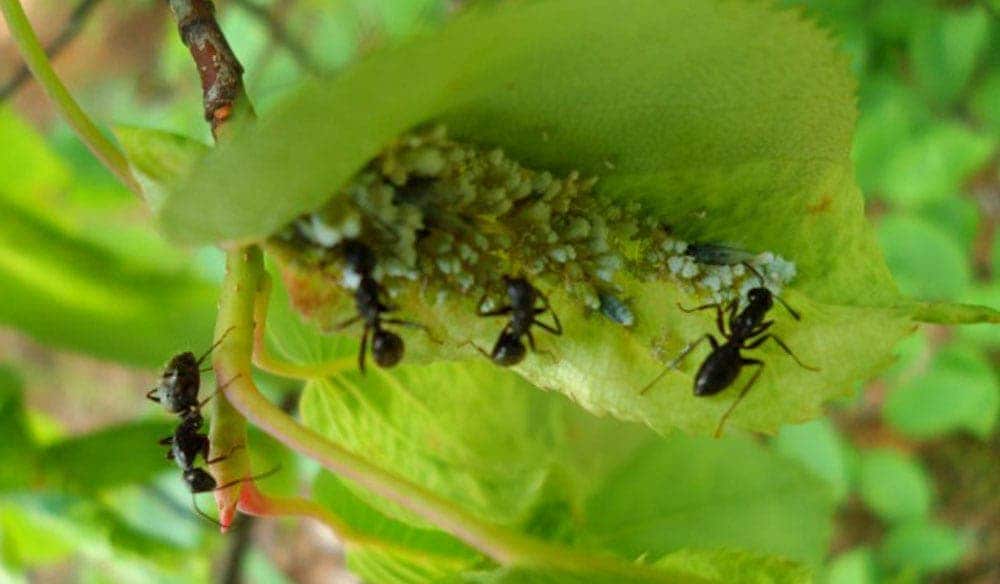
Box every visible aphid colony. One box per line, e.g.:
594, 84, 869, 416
146, 329, 274, 525
260, 126, 817, 434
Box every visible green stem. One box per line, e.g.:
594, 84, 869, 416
0, 0, 141, 194
214, 245, 705, 583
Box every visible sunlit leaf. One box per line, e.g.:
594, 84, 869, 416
301, 360, 832, 579
909, 6, 990, 105
114, 126, 209, 213
880, 521, 969, 575
774, 419, 853, 503
885, 346, 999, 438
0, 200, 218, 367
877, 215, 970, 301
825, 547, 876, 584
857, 449, 932, 523
39, 420, 176, 493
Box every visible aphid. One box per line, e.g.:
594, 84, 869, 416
146, 327, 234, 419
598, 292, 634, 327
641, 264, 818, 437
475, 276, 562, 366
336, 239, 430, 372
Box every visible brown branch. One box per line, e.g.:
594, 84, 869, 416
0, 0, 105, 101
165, 0, 251, 138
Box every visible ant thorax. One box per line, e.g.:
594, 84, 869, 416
268, 126, 798, 325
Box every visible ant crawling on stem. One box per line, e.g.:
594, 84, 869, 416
473, 276, 562, 366
640, 263, 819, 437
335, 239, 433, 372
146, 327, 234, 418
158, 407, 278, 526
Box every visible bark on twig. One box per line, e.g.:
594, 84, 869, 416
0, 0, 104, 101
165, 0, 249, 138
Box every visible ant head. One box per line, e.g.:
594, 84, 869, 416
342, 240, 376, 274
492, 331, 527, 366
747, 287, 773, 309
504, 277, 534, 304
184, 468, 217, 493
372, 330, 404, 368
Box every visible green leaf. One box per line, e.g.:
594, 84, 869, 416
773, 419, 852, 503
164, 0, 860, 265
167, 0, 985, 434
852, 79, 932, 195
579, 436, 835, 565
114, 126, 210, 213
857, 449, 932, 523
0, 366, 38, 491
39, 420, 176, 493
909, 6, 991, 105
0, 199, 218, 367
0, 108, 69, 201
653, 549, 810, 584
971, 71, 1000, 133
879, 123, 996, 207
301, 361, 834, 578
885, 346, 999, 438
878, 215, 970, 301
825, 547, 876, 584
880, 521, 968, 575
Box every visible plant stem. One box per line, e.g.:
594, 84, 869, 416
0, 0, 104, 101
0, 0, 141, 194
213, 246, 702, 583
252, 275, 356, 379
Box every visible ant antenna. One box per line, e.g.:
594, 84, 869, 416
190, 495, 225, 527
196, 326, 237, 367
740, 262, 801, 320
195, 373, 243, 409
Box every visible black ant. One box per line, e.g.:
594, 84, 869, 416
640, 263, 818, 437
335, 239, 431, 372
474, 276, 562, 366
158, 405, 276, 527
146, 327, 234, 418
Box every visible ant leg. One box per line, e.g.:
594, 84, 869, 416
677, 301, 721, 314
196, 326, 237, 366
206, 444, 245, 465
158, 435, 173, 446
747, 335, 819, 371
535, 291, 563, 335
748, 320, 774, 337
334, 315, 363, 331
640, 334, 717, 395
382, 318, 443, 344
457, 339, 492, 360
725, 299, 738, 335
358, 325, 371, 373
145, 388, 161, 403
213, 465, 282, 492
714, 359, 764, 438
526, 330, 557, 362
531, 318, 562, 336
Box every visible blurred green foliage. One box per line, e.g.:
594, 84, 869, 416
0, 0, 996, 582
